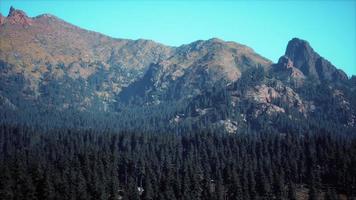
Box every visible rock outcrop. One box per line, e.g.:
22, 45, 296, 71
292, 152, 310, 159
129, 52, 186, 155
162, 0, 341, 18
6, 6, 33, 25
272, 55, 305, 81
285, 38, 348, 82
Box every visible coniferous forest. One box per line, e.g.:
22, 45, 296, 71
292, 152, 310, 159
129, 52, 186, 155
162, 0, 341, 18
1, 124, 355, 200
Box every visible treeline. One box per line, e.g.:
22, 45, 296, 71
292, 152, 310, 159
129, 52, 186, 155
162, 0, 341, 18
0, 124, 355, 200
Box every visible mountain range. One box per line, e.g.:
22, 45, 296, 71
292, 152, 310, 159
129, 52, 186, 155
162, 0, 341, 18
1, 7, 355, 133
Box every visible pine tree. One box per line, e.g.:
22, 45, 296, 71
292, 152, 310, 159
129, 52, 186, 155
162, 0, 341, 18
75, 170, 88, 200
325, 188, 339, 200
36, 171, 54, 200
287, 182, 297, 200
0, 166, 14, 200
142, 176, 154, 200
127, 177, 140, 200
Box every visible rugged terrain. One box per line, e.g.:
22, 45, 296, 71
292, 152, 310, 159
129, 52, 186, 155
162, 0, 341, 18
0, 7, 355, 133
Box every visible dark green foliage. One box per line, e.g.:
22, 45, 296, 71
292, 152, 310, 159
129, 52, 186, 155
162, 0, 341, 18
0, 125, 355, 199
287, 182, 297, 200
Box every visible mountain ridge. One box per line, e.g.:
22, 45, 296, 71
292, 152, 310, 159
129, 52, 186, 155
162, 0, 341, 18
284, 38, 348, 81
1, 7, 355, 133
0, 7, 348, 79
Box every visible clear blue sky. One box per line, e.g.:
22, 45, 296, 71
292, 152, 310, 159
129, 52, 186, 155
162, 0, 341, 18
1, 0, 355, 76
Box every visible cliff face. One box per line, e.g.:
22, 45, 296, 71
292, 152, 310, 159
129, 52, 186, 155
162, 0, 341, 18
285, 38, 348, 82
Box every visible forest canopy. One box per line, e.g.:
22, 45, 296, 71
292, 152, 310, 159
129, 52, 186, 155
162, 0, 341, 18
0, 124, 355, 200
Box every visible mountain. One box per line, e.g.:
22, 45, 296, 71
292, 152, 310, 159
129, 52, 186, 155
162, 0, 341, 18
284, 38, 348, 82
0, 7, 173, 112
0, 7, 355, 133
118, 38, 271, 104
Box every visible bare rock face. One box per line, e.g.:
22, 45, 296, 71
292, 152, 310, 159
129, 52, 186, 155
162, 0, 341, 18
245, 84, 285, 117
285, 38, 316, 76
276, 84, 307, 113
278, 56, 294, 69
218, 119, 238, 134
246, 83, 311, 117
285, 38, 347, 82
269, 55, 305, 88
246, 84, 280, 104
6, 6, 33, 25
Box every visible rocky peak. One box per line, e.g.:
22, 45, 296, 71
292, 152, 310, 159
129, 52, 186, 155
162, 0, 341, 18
6, 6, 32, 25
286, 38, 313, 55
284, 38, 347, 82
285, 38, 317, 76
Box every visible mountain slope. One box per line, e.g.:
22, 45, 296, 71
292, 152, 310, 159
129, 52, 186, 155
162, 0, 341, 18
0, 7, 355, 133
119, 38, 272, 104
0, 7, 173, 112
284, 38, 348, 82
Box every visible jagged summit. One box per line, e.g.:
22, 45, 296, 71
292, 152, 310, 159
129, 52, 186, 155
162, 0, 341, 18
286, 38, 312, 53
283, 38, 347, 81
8, 6, 23, 17
285, 38, 315, 73
3, 6, 32, 25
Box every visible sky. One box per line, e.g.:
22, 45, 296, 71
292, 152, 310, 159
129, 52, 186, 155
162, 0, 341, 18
1, 0, 355, 76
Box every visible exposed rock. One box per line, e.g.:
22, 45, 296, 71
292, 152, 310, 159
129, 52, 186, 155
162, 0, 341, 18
270, 56, 305, 87
278, 56, 294, 69
7, 6, 33, 25
285, 38, 347, 82
246, 84, 286, 117
266, 104, 285, 115
246, 83, 311, 117
285, 38, 316, 76
332, 89, 352, 112
274, 81, 310, 113
277, 56, 305, 78
218, 119, 238, 134
246, 84, 280, 103
252, 103, 285, 119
